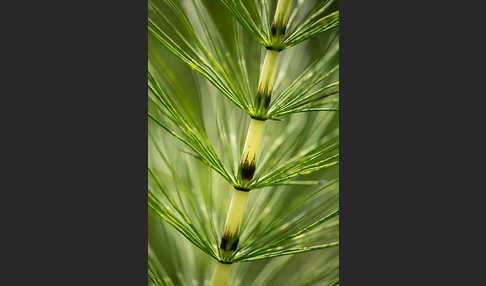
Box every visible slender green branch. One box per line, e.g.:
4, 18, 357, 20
238, 241, 339, 262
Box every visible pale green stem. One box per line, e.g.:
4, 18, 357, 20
210, 262, 231, 286
212, 1, 294, 286
223, 189, 250, 237
270, 0, 294, 46
219, 189, 249, 257
257, 1, 293, 112
256, 50, 280, 113
240, 118, 265, 182
211, 189, 249, 286
274, 0, 293, 28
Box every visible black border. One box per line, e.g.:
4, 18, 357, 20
2, 1, 148, 285
3, 0, 480, 284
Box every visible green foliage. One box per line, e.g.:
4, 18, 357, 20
148, 0, 339, 120
218, 0, 339, 49
149, 209, 338, 286
148, 0, 339, 284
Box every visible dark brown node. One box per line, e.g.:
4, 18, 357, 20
229, 237, 239, 251
264, 45, 284, 52
256, 87, 271, 110
220, 232, 240, 251
255, 90, 263, 108
271, 22, 277, 36
250, 115, 267, 121
219, 235, 228, 250
240, 155, 256, 181
234, 186, 250, 192
264, 94, 271, 109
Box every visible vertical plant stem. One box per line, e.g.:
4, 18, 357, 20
211, 1, 294, 286
273, 0, 293, 30
257, 0, 293, 114
270, 0, 294, 47
256, 50, 280, 114
240, 118, 265, 182
211, 189, 249, 286
210, 262, 231, 286
220, 189, 249, 257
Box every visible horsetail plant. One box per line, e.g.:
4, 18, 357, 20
148, 0, 339, 285
217, 1, 293, 282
